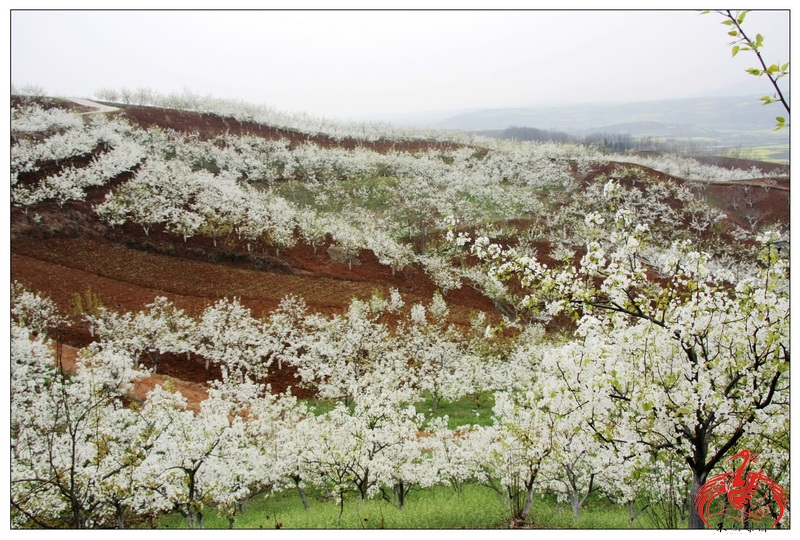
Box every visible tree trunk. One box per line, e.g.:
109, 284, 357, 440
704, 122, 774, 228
294, 475, 309, 510
150, 350, 159, 374
520, 480, 536, 522
570, 492, 582, 524
185, 469, 204, 529
357, 469, 371, 500
185, 507, 204, 529
114, 502, 126, 529
390, 481, 410, 510
337, 490, 345, 527
628, 499, 648, 527
688, 469, 708, 529
628, 500, 636, 527
71, 497, 86, 529
741, 498, 751, 529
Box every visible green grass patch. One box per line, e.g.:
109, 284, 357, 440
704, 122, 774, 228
299, 392, 495, 429
272, 175, 401, 216
419, 392, 495, 429
156, 485, 676, 529
158, 484, 508, 529
522, 492, 661, 529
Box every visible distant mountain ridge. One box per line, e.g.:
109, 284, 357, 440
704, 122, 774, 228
434, 95, 789, 145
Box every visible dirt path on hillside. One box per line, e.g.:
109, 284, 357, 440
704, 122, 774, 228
65, 97, 120, 115
700, 178, 789, 191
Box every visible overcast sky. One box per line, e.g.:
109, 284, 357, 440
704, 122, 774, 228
10, 7, 791, 121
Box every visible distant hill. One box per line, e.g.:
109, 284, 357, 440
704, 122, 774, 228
435, 95, 789, 147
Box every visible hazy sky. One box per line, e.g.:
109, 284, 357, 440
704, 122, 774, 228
10, 6, 791, 121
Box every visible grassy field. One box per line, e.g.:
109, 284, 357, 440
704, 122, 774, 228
302, 393, 495, 429
157, 484, 671, 529
155, 395, 676, 530
155, 392, 671, 530
716, 141, 790, 163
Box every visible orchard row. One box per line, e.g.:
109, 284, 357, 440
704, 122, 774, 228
11, 219, 790, 528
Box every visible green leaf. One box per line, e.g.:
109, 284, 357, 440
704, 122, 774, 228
746, 68, 762, 76
781, 62, 790, 71
737, 11, 748, 24
728, 30, 739, 37
732, 45, 740, 57
721, 19, 734, 25
776, 116, 785, 123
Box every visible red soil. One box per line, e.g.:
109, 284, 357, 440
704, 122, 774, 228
11, 101, 789, 409
56, 343, 210, 412
113, 103, 462, 153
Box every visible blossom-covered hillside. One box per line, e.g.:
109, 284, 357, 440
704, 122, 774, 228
10, 94, 789, 529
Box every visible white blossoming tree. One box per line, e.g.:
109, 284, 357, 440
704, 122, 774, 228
95, 297, 195, 375
401, 294, 474, 411
195, 297, 269, 377
11, 321, 149, 528
292, 388, 427, 524
469, 208, 789, 528
291, 296, 414, 404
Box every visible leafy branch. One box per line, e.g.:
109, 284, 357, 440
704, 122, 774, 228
706, 10, 790, 129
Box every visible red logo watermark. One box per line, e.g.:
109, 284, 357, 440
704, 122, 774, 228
695, 449, 788, 529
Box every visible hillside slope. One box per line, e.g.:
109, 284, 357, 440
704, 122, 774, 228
10, 98, 790, 394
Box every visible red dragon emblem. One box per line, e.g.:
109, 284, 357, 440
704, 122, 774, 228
695, 449, 788, 528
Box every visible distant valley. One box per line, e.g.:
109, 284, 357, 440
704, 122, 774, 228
421, 94, 789, 161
